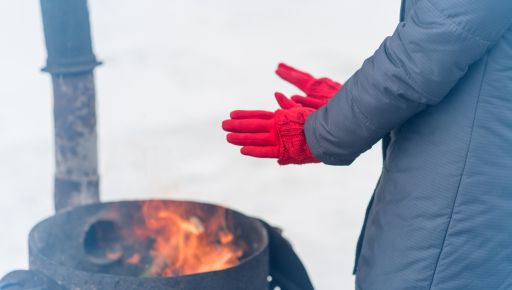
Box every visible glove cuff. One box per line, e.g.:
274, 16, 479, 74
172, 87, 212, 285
274, 108, 320, 165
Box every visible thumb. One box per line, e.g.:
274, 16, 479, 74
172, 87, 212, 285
291, 95, 326, 109
275, 92, 300, 109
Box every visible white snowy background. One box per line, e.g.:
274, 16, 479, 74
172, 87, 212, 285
0, 0, 399, 289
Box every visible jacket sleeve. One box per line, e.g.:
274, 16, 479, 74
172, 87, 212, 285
304, 0, 512, 165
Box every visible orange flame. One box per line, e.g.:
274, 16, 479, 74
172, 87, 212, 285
135, 201, 244, 277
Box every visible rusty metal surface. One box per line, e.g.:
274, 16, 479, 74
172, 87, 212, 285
52, 73, 100, 211
40, 0, 101, 212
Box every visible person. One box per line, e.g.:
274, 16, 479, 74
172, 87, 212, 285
222, 0, 512, 289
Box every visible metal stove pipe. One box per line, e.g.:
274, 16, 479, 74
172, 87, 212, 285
40, 0, 102, 212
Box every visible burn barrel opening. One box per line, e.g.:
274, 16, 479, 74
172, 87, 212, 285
28, 200, 269, 290
83, 220, 123, 266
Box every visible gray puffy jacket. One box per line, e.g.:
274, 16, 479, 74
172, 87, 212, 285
304, 0, 512, 289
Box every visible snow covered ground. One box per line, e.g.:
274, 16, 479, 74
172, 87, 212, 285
0, 0, 399, 288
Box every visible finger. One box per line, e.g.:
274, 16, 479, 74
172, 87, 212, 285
222, 119, 274, 133
275, 63, 314, 93
241, 146, 279, 158
308, 78, 343, 99
230, 110, 274, 120
227, 133, 277, 146
274, 92, 299, 109
291, 96, 327, 109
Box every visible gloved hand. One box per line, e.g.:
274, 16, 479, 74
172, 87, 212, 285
222, 94, 319, 165
276, 63, 342, 109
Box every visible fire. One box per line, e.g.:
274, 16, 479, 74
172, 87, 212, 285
134, 201, 244, 277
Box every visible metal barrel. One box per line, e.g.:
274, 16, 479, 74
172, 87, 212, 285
40, 0, 102, 212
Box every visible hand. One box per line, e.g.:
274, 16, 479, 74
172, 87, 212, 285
222, 96, 319, 165
276, 63, 342, 109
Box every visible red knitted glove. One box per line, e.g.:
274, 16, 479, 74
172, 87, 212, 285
276, 63, 343, 109
222, 99, 319, 165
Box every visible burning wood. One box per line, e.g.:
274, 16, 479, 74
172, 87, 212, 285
134, 201, 244, 277
125, 253, 141, 265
